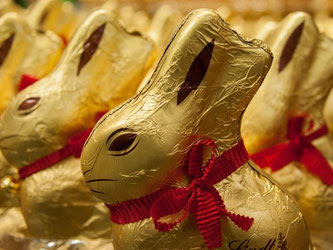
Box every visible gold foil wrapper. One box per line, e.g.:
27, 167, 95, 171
0, 12, 63, 114
0, 13, 64, 245
27, 0, 85, 41
82, 9, 312, 249
0, 9, 154, 247
242, 12, 333, 248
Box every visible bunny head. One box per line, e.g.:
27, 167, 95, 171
28, 0, 84, 41
242, 12, 333, 153
81, 9, 272, 205
0, 9, 155, 168
0, 12, 63, 114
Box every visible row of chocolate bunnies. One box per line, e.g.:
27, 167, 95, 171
0, 0, 332, 250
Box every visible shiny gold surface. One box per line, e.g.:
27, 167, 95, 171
28, 0, 85, 41
82, 9, 312, 249
0, 14, 64, 244
242, 12, 333, 248
0, 8, 154, 245
0, 12, 63, 114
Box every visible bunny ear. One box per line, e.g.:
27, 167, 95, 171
39, 8, 50, 26
77, 23, 106, 76
0, 33, 14, 67
177, 39, 215, 105
279, 22, 304, 72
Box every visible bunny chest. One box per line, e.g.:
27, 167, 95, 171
19, 156, 110, 239
110, 163, 311, 250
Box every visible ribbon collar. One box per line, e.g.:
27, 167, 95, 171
251, 116, 333, 185
19, 128, 92, 180
106, 139, 254, 249
18, 111, 107, 180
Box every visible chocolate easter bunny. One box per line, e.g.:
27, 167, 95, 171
0, 12, 63, 114
242, 12, 333, 248
28, 0, 84, 42
0, 13, 63, 238
0, 9, 154, 245
82, 9, 312, 250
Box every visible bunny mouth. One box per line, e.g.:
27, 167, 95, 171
0, 134, 20, 142
86, 178, 118, 183
90, 189, 105, 194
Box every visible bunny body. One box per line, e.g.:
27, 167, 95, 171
242, 12, 333, 247
0, 9, 154, 244
82, 9, 312, 249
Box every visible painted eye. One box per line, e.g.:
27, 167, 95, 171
18, 97, 40, 111
107, 129, 138, 156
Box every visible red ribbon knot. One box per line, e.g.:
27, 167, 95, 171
106, 139, 254, 249
251, 116, 333, 186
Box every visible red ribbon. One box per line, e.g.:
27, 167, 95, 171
106, 139, 254, 249
18, 74, 39, 92
19, 128, 92, 180
18, 110, 108, 180
251, 116, 333, 186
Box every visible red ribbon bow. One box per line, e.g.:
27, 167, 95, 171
106, 139, 254, 249
18, 74, 39, 92
251, 116, 333, 186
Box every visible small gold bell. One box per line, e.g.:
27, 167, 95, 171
0, 175, 20, 194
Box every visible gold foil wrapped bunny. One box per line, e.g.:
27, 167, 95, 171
242, 12, 333, 249
82, 9, 312, 250
0, 9, 154, 248
0, 14, 64, 245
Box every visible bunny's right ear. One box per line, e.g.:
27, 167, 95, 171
0, 13, 30, 64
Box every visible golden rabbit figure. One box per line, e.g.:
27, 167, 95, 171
0, 9, 154, 247
242, 12, 333, 249
82, 9, 312, 250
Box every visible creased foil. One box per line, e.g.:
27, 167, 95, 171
82, 9, 312, 250
0, 9, 154, 249
0, 13, 64, 247
242, 12, 333, 249
0, 12, 63, 114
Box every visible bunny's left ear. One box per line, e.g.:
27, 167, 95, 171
0, 33, 14, 67
177, 39, 214, 105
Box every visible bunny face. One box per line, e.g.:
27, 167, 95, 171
0, 9, 155, 168
81, 9, 272, 205
0, 13, 63, 114
242, 12, 333, 153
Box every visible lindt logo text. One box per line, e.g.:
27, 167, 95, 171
228, 233, 288, 250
